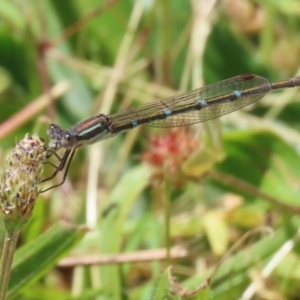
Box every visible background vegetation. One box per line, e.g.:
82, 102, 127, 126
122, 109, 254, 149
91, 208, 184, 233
1, 0, 300, 299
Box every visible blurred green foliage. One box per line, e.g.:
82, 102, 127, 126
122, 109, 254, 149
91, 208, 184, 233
1, 0, 300, 299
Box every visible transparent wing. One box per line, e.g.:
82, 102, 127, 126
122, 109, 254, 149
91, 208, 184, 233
110, 74, 271, 128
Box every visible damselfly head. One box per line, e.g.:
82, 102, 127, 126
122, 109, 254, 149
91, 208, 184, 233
47, 124, 77, 150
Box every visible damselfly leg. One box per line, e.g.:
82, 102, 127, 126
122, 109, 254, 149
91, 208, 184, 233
40, 148, 75, 193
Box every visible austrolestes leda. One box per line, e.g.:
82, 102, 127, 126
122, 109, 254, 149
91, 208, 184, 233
41, 73, 300, 192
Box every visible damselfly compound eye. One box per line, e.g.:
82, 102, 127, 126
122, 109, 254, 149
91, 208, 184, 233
61, 132, 76, 148
47, 124, 63, 140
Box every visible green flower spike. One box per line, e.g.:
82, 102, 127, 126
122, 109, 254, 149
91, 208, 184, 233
0, 134, 46, 300
0, 134, 46, 230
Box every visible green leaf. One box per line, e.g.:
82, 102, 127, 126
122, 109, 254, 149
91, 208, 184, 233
217, 130, 300, 206
263, 0, 300, 15
183, 218, 300, 299
0, 0, 26, 31
7, 222, 87, 298
275, 252, 300, 279
182, 147, 225, 177
150, 269, 170, 300
203, 211, 229, 256
99, 164, 152, 300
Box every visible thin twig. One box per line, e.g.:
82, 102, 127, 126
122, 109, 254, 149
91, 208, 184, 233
51, 0, 119, 45
209, 170, 300, 214
0, 81, 71, 140
58, 246, 188, 267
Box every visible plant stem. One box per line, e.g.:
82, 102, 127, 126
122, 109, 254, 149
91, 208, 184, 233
163, 179, 171, 264
0, 229, 19, 300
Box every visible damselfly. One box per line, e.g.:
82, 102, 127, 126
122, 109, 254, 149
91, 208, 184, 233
41, 73, 300, 192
